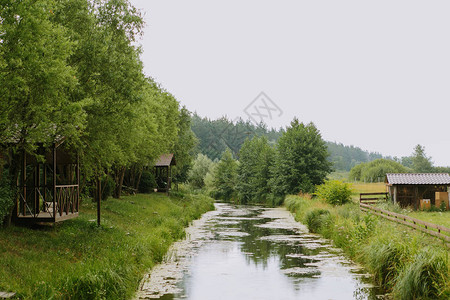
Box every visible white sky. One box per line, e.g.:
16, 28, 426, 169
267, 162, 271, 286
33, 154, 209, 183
129, 0, 450, 166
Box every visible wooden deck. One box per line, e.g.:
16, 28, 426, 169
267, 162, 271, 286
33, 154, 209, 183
16, 211, 78, 223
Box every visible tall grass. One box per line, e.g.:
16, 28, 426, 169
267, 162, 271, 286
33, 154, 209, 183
0, 192, 215, 299
285, 194, 449, 299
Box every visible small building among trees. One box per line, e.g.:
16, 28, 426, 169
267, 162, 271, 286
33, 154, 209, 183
154, 154, 176, 193
386, 173, 450, 209
5, 140, 81, 224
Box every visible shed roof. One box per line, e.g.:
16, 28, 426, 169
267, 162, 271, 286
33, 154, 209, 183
154, 153, 175, 167
386, 173, 450, 185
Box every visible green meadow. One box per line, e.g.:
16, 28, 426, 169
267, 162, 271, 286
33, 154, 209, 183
0, 192, 214, 299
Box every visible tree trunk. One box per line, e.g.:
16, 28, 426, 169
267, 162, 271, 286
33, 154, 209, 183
135, 167, 143, 191
112, 166, 125, 199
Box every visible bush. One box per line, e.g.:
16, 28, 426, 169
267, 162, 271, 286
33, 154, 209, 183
0, 170, 13, 226
315, 180, 352, 205
304, 208, 330, 233
138, 170, 156, 193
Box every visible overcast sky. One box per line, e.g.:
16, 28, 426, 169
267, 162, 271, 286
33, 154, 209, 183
129, 0, 450, 166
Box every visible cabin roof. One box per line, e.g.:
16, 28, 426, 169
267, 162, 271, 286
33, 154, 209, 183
154, 153, 176, 167
386, 173, 450, 185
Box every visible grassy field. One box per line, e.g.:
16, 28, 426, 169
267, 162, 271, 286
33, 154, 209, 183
0, 192, 214, 299
408, 211, 450, 228
351, 182, 386, 194
285, 194, 449, 299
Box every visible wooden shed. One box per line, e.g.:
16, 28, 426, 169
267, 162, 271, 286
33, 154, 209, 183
14, 141, 80, 223
385, 173, 450, 209
154, 153, 176, 193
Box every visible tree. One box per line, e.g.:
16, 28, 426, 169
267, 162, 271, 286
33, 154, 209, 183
349, 159, 411, 182
0, 0, 82, 152
411, 144, 433, 173
172, 107, 198, 185
270, 119, 331, 199
188, 154, 213, 189
0, 0, 84, 224
212, 149, 238, 201
236, 136, 275, 204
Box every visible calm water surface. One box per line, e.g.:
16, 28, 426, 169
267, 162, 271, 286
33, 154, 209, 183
136, 203, 385, 300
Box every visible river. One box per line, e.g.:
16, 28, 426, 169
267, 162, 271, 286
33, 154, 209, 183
135, 203, 385, 300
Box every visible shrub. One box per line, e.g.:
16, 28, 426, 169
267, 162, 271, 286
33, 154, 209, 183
138, 170, 156, 193
304, 208, 330, 233
315, 180, 352, 205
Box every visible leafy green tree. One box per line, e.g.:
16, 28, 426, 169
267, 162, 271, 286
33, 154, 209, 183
411, 144, 433, 173
349, 159, 411, 182
270, 119, 331, 199
188, 154, 213, 189
0, 0, 83, 152
172, 107, 198, 185
236, 136, 274, 204
212, 149, 238, 201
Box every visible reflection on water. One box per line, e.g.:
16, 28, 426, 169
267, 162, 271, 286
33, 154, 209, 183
136, 203, 385, 300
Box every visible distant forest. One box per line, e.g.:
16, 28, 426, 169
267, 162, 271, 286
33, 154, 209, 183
191, 114, 383, 171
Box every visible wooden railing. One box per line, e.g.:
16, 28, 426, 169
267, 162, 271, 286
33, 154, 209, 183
55, 185, 79, 216
360, 203, 450, 245
359, 192, 388, 204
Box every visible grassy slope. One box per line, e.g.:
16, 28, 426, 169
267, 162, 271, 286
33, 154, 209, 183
0, 192, 214, 299
285, 195, 449, 299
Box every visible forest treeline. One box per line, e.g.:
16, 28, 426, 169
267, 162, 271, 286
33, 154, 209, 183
191, 114, 385, 171
0, 0, 197, 224
188, 118, 332, 205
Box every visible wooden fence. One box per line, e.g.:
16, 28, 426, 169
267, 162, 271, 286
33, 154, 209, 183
360, 203, 450, 246
359, 192, 388, 204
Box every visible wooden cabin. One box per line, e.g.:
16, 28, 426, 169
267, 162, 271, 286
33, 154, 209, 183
154, 153, 176, 193
14, 141, 80, 223
385, 173, 450, 209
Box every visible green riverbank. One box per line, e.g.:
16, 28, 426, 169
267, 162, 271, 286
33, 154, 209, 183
0, 192, 214, 299
285, 194, 449, 300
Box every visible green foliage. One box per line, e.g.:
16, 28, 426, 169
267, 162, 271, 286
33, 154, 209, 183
326, 141, 383, 171
304, 208, 330, 233
188, 154, 213, 189
191, 115, 385, 172
101, 175, 115, 201
0, 170, 13, 226
285, 194, 449, 299
190, 114, 281, 160
236, 136, 275, 205
172, 107, 198, 184
315, 180, 352, 205
0, 193, 214, 299
394, 247, 449, 299
0, 0, 82, 152
138, 170, 156, 193
411, 144, 434, 173
363, 236, 410, 288
211, 149, 238, 201
271, 119, 332, 196
349, 159, 411, 182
